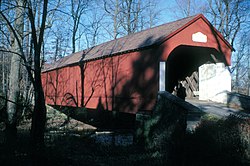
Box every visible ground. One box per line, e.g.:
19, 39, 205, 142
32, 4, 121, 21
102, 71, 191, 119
0, 104, 249, 166
187, 99, 246, 117
0, 106, 163, 166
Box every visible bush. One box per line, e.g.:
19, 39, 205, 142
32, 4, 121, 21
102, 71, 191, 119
136, 92, 188, 165
183, 114, 250, 166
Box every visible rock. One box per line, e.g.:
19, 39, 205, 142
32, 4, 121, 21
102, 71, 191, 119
46, 105, 96, 132
227, 92, 250, 111
46, 105, 68, 120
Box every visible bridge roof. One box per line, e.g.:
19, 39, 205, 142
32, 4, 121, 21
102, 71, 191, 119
43, 14, 233, 72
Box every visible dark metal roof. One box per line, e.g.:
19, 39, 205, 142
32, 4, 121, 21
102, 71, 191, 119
43, 14, 200, 72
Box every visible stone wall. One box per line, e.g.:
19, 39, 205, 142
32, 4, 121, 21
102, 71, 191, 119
136, 91, 199, 164
227, 92, 250, 111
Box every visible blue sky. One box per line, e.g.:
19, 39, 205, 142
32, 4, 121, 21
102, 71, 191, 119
44, 0, 249, 60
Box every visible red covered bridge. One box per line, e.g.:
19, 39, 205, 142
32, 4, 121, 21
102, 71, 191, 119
42, 14, 233, 116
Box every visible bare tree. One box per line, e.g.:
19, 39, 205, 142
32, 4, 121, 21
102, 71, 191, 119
48, 27, 69, 62
0, 47, 10, 97
41, 1, 71, 63
103, 0, 122, 39
5, 0, 24, 135
85, 10, 105, 47
138, 0, 161, 30
0, 0, 49, 146
103, 0, 143, 37
174, 0, 192, 17
203, 0, 250, 94
206, 0, 248, 47
231, 36, 247, 92
120, 0, 143, 35
22, 15, 33, 108
167, 0, 205, 19
27, 0, 48, 146
69, 0, 88, 53
247, 45, 250, 95
0, 1, 11, 98
103, 0, 161, 38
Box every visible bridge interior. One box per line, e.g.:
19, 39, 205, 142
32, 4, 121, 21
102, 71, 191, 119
166, 45, 226, 98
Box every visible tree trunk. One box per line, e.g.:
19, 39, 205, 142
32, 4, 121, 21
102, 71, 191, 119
72, 29, 76, 53
28, 0, 48, 147
6, 0, 24, 136
55, 38, 59, 61
30, 76, 46, 146
1, 52, 5, 94
6, 46, 21, 128
248, 49, 250, 95
126, 0, 132, 34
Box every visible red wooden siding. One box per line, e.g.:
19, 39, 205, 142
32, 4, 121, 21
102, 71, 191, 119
42, 66, 82, 107
86, 48, 160, 113
42, 47, 161, 114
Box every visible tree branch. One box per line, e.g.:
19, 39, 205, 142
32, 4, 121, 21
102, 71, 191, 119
0, 9, 35, 85
0, 95, 30, 108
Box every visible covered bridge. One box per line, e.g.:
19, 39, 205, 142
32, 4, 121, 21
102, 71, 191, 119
42, 14, 233, 115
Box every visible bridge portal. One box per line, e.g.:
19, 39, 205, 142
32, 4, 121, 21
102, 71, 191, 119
165, 45, 231, 103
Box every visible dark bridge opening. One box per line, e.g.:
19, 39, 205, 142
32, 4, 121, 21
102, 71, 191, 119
166, 45, 225, 97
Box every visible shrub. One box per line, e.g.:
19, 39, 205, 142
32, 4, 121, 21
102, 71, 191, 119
183, 114, 250, 166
